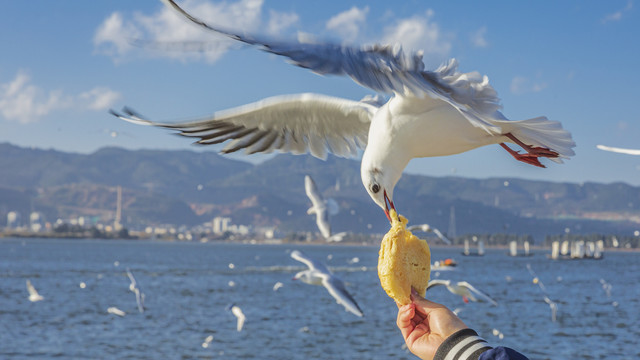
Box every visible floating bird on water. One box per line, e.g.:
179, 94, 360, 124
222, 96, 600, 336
226, 303, 246, 332
290, 250, 363, 317
596, 144, 640, 156
407, 223, 452, 245
427, 279, 498, 306
304, 175, 339, 239
126, 268, 145, 313
26, 279, 44, 302
112, 0, 575, 221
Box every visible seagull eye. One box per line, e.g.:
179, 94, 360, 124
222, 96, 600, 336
371, 184, 380, 194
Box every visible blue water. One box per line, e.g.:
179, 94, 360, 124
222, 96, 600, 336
1, 238, 639, 360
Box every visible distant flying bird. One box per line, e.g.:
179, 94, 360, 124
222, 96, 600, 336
596, 144, 640, 156
304, 175, 339, 239
427, 279, 498, 306
290, 250, 364, 317
327, 231, 349, 242
113, 0, 574, 221
126, 268, 145, 313
226, 304, 246, 332
26, 280, 44, 302
272, 281, 284, 291
543, 295, 558, 322
107, 307, 126, 317
407, 224, 452, 245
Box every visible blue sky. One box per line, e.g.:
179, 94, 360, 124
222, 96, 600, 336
1, 0, 639, 185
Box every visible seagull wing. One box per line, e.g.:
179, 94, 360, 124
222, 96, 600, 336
426, 279, 451, 291
305, 175, 326, 211
457, 281, 498, 306
431, 227, 452, 245
26, 280, 40, 297
112, 93, 374, 160
231, 306, 246, 331
320, 273, 364, 317
126, 268, 137, 288
162, 0, 502, 132
290, 250, 331, 274
597, 144, 640, 156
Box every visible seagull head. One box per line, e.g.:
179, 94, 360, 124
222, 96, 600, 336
361, 166, 397, 222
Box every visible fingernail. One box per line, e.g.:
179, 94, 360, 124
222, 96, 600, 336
411, 288, 418, 295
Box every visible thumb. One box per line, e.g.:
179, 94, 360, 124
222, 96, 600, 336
411, 289, 447, 314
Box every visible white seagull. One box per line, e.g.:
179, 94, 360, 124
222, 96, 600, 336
26, 279, 44, 302
596, 144, 640, 156
407, 224, 452, 245
107, 307, 126, 317
126, 268, 145, 313
304, 175, 339, 239
112, 0, 575, 221
427, 279, 498, 306
290, 250, 364, 317
226, 304, 246, 332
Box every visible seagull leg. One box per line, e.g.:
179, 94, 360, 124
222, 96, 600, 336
499, 143, 546, 168
504, 133, 559, 158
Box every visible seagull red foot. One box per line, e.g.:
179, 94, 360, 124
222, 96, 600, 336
500, 133, 560, 168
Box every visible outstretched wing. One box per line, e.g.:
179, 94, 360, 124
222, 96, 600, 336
457, 281, 498, 306
431, 228, 452, 245
112, 93, 374, 160
161, 0, 503, 132
426, 279, 450, 291
597, 144, 640, 156
290, 250, 331, 274
321, 273, 364, 317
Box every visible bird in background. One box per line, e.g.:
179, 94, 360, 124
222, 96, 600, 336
112, 0, 575, 221
596, 144, 640, 156
304, 175, 339, 239
290, 250, 364, 317
427, 279, 498, 306
226, 303, 246, 331
407, 223, 452, 245
26, 279, 44, 302
126, 268, 146, 313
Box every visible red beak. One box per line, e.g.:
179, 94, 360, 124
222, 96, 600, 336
383, 190, 396, 222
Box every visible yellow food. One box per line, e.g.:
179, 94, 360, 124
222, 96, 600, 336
378, 209, 431, 305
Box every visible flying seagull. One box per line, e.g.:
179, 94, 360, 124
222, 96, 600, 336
290, 250, 364, 317
427, 279, 498, 306
226, 303, 246, 331
126, 268, 145, 313
26, 279, 44, 302
304, 175, 338, 239
596, 144, 640, 156
407, 223, 452, 245
112, 0, 575, 221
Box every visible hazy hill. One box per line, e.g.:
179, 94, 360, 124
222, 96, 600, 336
1, 142, 638, 239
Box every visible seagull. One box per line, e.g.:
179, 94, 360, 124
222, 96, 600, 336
426, 279, 498, 306
304, 175, 339, 239
107, 307, 126, 317
26, 280, 44, 302
126, 268, 145, 313
543, 295, 558, 322
327, 231, 349, 242
596, 144, 640, 156
407, 224, 452, 245
226, 304, 246, 331
290, 250, 364, 317
112, 0, 575, 221
272, 281, 284, 291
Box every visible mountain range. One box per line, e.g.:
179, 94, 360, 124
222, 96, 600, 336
1, 142, 639, 241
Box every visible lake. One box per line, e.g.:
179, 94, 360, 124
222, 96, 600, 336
1, 238, 638, 359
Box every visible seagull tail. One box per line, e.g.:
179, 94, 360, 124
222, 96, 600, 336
504, 116, 576, 163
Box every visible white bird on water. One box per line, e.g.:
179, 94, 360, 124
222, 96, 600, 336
126, 268, 145, 313
304, 175, 339, 239
407, 224, 452, 245
427, 279, 498, 306
26, 280, 44, 302
112, 0, 575, 221
290, 250, 364, 317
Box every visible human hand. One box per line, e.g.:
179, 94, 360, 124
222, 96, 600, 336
397, 289, 468, 360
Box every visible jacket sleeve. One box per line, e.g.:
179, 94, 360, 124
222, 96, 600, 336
433, 329, 529, 360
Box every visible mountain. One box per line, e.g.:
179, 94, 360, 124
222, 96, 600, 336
1, 142, 638, 240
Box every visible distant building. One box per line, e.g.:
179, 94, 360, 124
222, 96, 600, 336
212, 217, 232, 234
30, 212, 44, 232
7, 211, 21, 228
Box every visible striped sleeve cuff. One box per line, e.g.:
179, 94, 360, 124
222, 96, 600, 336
433, 329, 492, 360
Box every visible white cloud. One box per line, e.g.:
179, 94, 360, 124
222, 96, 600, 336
267, 10, 299, 35
470, 26, 488, 48
510, 75, 547, 95
381, 10, 452, 61
94, 0, 265, 63
0, 71, 121, 124
326, 6, 369, 43
602, 0, 633, 23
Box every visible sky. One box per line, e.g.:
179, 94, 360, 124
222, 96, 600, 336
1, 0, 639, 186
